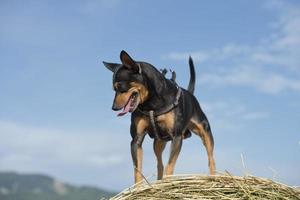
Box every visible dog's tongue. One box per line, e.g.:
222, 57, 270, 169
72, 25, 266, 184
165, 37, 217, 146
117, 98, 133, 116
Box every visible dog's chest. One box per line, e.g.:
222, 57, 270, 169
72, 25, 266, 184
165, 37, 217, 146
156, 112, 175, 132
148, 111, 175, 140
134, 111, 176, 140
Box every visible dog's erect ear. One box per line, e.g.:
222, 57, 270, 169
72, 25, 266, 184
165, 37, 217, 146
103, 61, 120, 72
120, 50, 141, 73
120, 50, 135, 67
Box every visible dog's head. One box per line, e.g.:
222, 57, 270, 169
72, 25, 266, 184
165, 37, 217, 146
103, 50, 149, 116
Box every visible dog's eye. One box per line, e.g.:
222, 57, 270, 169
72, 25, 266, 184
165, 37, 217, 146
119, 84, 130, 93
114, 82, 130, 93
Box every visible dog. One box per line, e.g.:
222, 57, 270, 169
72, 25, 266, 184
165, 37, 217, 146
103, 50, 215, 183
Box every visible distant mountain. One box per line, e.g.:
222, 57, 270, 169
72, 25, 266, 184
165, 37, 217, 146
0, 172, 116, 200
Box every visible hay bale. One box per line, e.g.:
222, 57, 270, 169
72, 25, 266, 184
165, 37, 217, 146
110, 174, 300, 200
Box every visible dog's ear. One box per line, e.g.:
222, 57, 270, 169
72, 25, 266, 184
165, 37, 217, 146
103, 61, 120, 72
120, 50, 141, 73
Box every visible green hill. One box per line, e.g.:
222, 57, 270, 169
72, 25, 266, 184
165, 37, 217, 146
0, 172, 115, 200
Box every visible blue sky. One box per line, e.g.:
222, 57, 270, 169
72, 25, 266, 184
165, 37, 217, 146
0, 0, 299, 190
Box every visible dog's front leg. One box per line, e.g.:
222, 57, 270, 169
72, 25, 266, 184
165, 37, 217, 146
165, 135, 183, 176
130, 117, 148, 184
153, 138, 166, 180
130, 135, 145, 183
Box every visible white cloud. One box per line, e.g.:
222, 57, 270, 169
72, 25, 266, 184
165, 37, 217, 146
200, 66, 300, 94
200, 101, 269, 134
242, 112, 269, 120
167, 51, 210, 63
0, 120, 127, 172
166, 44, 251, 63
165, 1, 300, 94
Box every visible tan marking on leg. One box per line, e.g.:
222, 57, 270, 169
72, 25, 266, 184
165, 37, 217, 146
134, 116, 149, 134
189, 119, 216, 175
134, 145, 143, 183
156, 111, 179, 175
165, 136, 182, 176
132, 117, 149, 183
153, 139, 166, 180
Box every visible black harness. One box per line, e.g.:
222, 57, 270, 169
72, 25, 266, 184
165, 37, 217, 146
136, 86, 182, 140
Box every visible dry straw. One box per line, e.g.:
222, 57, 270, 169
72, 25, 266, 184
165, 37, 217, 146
110, 174, 300, 200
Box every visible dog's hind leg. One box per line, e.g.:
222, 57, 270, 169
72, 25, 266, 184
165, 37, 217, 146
189, 118, 216, 175
153, 138, 166, 180
165, 135, 183, 176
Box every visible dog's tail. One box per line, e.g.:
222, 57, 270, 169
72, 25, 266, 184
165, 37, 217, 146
187, 56, 196, 94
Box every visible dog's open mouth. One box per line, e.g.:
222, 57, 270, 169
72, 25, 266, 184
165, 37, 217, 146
117, 92, 139, 116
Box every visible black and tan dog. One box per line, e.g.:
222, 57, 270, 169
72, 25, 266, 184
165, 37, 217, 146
103, 51, 215, 183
